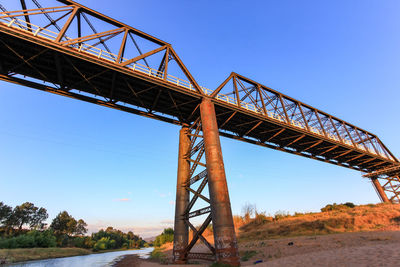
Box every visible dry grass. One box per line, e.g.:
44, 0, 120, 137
239, 203, 400, 241
0, 247, 91, 263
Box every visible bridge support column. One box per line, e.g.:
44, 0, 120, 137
173, 126, 190, 263
200, 98, 240, 266
371, 178, 390, 203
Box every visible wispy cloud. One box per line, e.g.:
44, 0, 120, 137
158, 191, 172, 198
169, 200, 175, 205
113, 198, 130, 202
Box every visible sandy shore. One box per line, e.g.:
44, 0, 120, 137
114, 231, 400, 266
241, 231, 400, 266
263, 242, 400, 266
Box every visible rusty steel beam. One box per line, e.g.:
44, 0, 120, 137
19, 0, 32, 32
371, 178, 390, 203
121, 45, 167, 67
199, 98, 239, 266
61, 27, 125, 46
0, 6, 73, 19
55, 7, 79, 42
117, 29, 129, 63
173, 126, 191, 264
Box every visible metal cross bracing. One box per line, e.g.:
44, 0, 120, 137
0, 0, 399, 265
363, 166, 400, 203
174, 119, 216, 263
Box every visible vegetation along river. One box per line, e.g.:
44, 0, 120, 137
7, 247, 153, 267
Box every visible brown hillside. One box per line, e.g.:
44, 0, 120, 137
238, 203, 400, 241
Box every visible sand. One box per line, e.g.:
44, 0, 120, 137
241, 231, 400, 266
263, 243, 400, 266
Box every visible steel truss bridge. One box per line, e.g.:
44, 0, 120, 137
0, 0, 399, 265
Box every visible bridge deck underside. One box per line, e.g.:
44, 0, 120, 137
0, 30, 395, 173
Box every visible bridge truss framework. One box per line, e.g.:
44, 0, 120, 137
0, 0, 399, 265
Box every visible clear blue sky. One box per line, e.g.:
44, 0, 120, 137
1, 0, 400, 237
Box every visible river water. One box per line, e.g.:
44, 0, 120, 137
7, 247, 153, 267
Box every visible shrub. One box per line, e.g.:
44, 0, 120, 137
274, 210, 290, 221
150, 248, 168, 264
254, 213, 273, 225
321, 203, 356, 212
391, 216, 400, 224
240, 250, 257, 261
27, 230, 56, 247
16, 234, 36, 248
93, 237, 110, 251
109, 239, 116, 249
72, 236, 93, 249
154, 228, 174, 247
344, 202, 355, 208
0, 230, 56, 248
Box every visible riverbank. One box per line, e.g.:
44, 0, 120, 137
113, 254, 206, 267
0, 248, 148, 265
0, 247, 91, 264
0, 247, 144, 264
113, 231, 400, 266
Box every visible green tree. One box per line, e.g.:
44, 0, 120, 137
163, 228, 174, 235
50, 211, 87, 236
91, 227, 147, 250
75, 219, 88, 236
12, 202, 36, 230
30, 207, 48, 230
127, 231, 138, 241
0, 202, 12, 226
9, 202, 48, 231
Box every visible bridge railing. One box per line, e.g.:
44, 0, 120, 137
0, 16, 389, 160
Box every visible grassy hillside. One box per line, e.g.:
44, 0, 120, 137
238, 203, 400, 241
